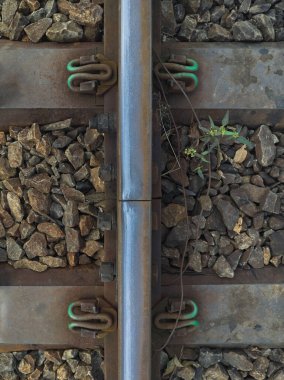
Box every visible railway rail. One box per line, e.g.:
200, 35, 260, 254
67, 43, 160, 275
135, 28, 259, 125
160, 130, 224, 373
0, 0, 284, 379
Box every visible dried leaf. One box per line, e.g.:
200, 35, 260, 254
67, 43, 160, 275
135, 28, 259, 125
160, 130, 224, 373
234, 145, 247, 164
163, 356, 183, 378
233, 216, 243, 234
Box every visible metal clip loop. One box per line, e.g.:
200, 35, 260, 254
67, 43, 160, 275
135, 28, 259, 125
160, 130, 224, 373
68, 298, 116, 339
154, 55, 199, 93
67, 53, 117, 95
154, 299, 199, 332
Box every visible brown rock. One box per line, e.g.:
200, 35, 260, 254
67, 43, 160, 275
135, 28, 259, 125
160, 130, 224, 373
57, 363, 72, 380
8, 141, 23, 168
23, 232, 48, 258
7, 222, 20, 237
65, 143, 84, 170
270, 256, 282, 267
37, 222, 64, 239
79, 254, 92, 265
213, 255, 234, 278
27, 188, 50, 214
18, 354, 35, 375
43, 351, 62, 366
90, 167, 105, 192
61, 184, 85, 203
7, 192, 23, 222
39, 256, 67, 268
0, 221, 5, 238
13, 258, 48, 272
65, 227, 81, 252
41, 119, 72, 132
74, 164, 89, 182
252, 125, 276, 167
35, 135, 52, 156
263, 246, 271, 265
67, 251, 79, 266
3, 178, 23, 197
79, 215, 95, 236
7, 237, 24, 260
63, 201, 79, 227
161, 203, 187, 228
27, 123, 41, 143
188, 250, 202, 272
9, 12, 29, 41
81, 240, 102, 257
0, 132, 6, 145
54, 241, 66, 256
27, 368, 42, 380
19, 220, 35, 239
24, 18, 52, 43
0, 205, 14, 228
167, 158, 189, 187
58, 0, 103, 27
0, 157, 16, 180
25, 173, 52, 194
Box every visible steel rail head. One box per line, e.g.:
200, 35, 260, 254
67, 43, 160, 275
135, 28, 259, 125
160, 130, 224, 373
118, 0, 152, 379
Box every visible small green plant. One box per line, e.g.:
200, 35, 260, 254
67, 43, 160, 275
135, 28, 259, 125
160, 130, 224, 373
184, 112, 253, 178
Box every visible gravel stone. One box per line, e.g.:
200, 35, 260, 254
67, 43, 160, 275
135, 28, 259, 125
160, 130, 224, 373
18, 354, 35, 375
7, 192, 23, 222
252, 125, 277, 167
216, 198, 240, 230
9, 12, 29, 40
74, 364, 94, 380
223, 350, 253, 371
174, 3, 186, 23
24, 18, 52, 43
24, 173, 52, 194
162, 203, 187, 228
161, 0, 177, 35
13, 258, 48, 272
232, 20, 263, 41
37, 222, 64, 239
253, 13, 275, 40
0, 354, 15, 373
0, 158, 16, 180
270, 230, 284, 256
39, 256, 66, 268
57, 0, 103, 27
249, 3, 271, 16
46, 20, 83, 42
249, 356, 269, 380
8, 142, 22, 168
199, 348, 222, 368
177, 15, 197, 41
1, 0, 18, 25
208, 24, 232, 40
213, 255, 234, 278
65, 227, 81, 252
248, 246, 264, 268
23, 232, 48, 258
7, 237, 24, 261
44, 0, 57, 18
203, 363, 229, 380
27, 188, 50, 215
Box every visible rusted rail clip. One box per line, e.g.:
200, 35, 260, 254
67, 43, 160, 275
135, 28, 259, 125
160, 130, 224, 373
68, 298, 117, 339
154, 298, 199, 333
67, 53, 117, 95
154, 54, 199, 93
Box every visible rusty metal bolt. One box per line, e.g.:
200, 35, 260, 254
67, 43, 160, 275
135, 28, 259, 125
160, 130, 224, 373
89, 113, 115, 133
97, 212, 115, 231
99, 164, 116, 182
100, 262, 116, 283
